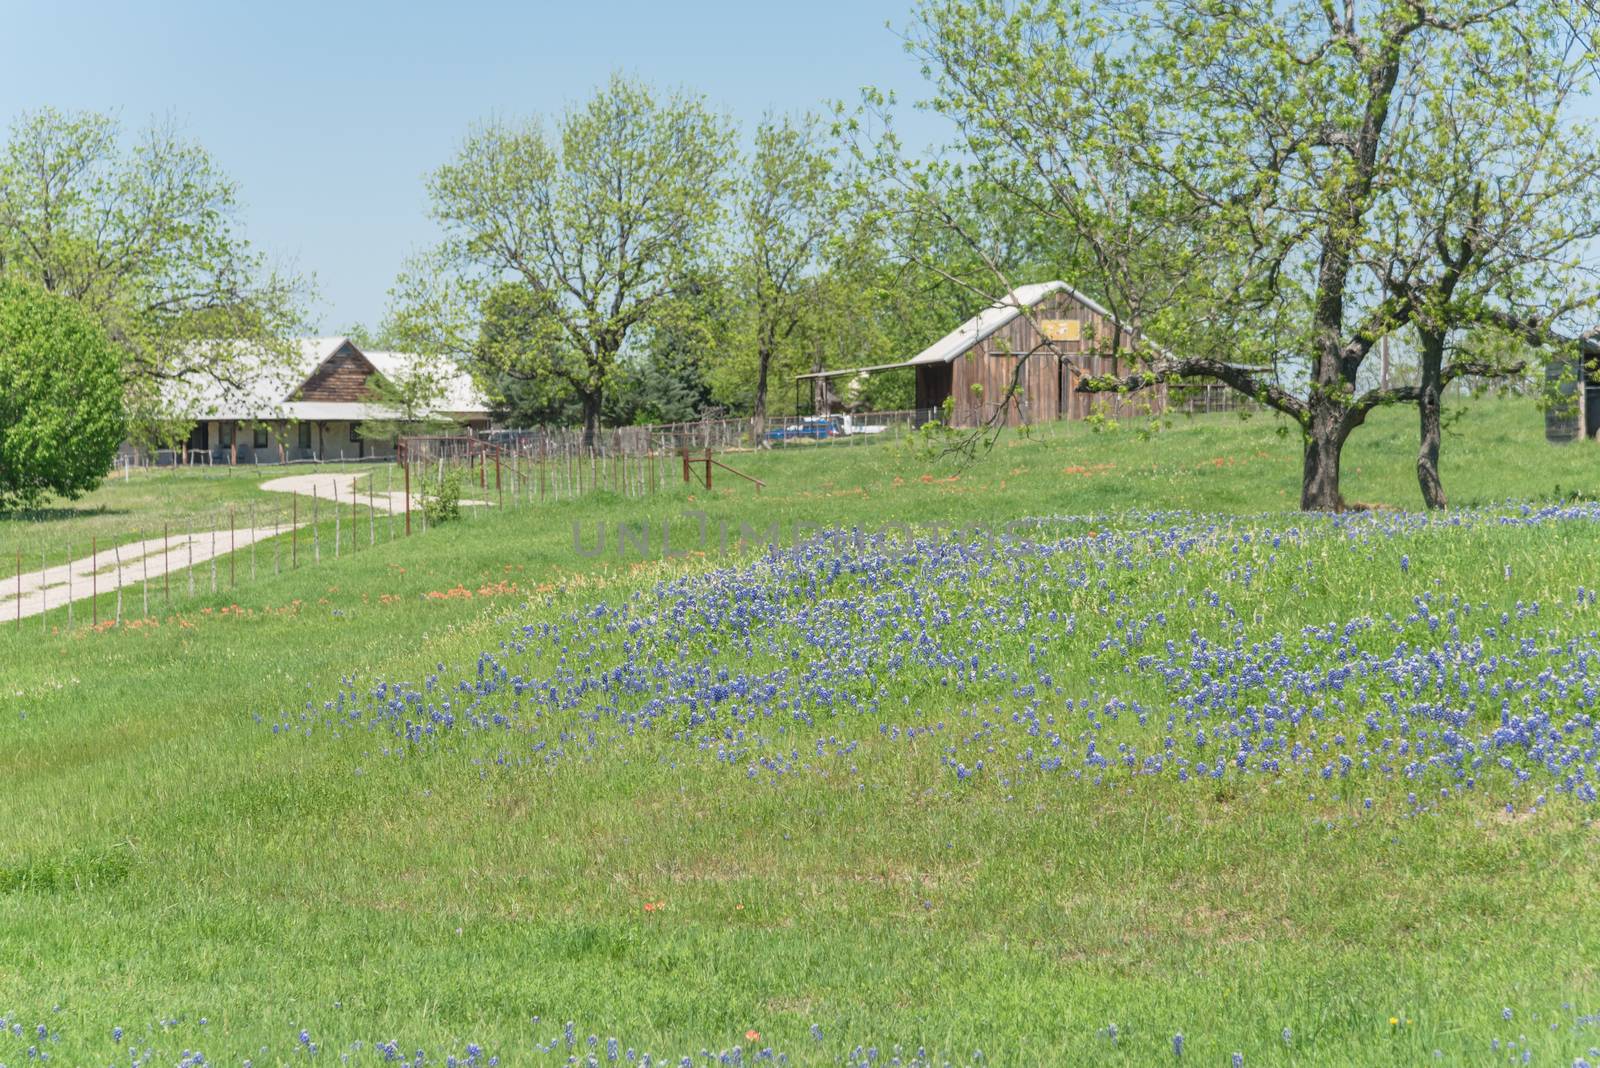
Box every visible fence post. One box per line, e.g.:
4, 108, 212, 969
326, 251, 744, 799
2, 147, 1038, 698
404, 459, 411, 536
292, 492, 298, 568
14, 548, 19, 629
164, 524, 170, 605
705, 448, 713, 491
230, 510, 236, 588
682, 449, 690, 484
91, 536, 97, 627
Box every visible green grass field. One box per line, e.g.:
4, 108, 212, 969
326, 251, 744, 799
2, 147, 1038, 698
2, 399, 1599, 1066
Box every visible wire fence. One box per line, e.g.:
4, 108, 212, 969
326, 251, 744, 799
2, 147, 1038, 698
2, 444, 693, 633
110, 384, 1255, 478
116, 444, 397, 472
11, 384, 1262, 630
477, 388, 1253, 457
1168, 383, 1261, 416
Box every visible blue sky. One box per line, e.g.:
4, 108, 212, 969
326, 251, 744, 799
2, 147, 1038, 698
0, 0, 942, 332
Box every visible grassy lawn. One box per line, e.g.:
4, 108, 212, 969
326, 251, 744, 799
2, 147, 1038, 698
1, 399, 1599, 1065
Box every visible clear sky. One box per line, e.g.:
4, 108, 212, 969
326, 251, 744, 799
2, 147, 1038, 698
0, 0, 942, 333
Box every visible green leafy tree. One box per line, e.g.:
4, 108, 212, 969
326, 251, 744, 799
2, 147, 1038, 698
389, 75, 735, 446
354, 358, 460, 444
894, 0, 1600, 509
619, 269, 726, 425
473, 282, 588, 428
1359, 63, 1600, 508
0, 277, 124, 510
0, 108, 307, 424
339, 322, 398, 351
733, 114, 846, 437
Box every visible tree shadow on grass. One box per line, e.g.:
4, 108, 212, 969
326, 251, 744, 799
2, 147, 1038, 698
0, 505, 133, 523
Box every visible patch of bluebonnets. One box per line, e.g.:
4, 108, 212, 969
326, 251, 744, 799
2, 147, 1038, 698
268, 505, 1600, 811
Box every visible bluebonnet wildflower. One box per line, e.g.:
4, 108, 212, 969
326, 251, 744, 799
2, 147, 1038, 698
264, 506, 1600, 816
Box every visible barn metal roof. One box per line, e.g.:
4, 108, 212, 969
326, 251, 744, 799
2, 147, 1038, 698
792, 281, 1140, 386
905, 281, 1117, 366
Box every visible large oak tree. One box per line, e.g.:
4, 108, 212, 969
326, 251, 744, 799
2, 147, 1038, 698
733, 113, 846, 437
390, 75, 735, 446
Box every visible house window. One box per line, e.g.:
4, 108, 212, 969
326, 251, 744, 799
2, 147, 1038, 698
219, 422, 234, 447
349, 423, 361, 442
253, 426, 269, 449
297, 423, 312, 449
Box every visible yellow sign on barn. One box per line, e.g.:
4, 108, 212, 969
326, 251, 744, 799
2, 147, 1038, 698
1039, 318, 1081, 342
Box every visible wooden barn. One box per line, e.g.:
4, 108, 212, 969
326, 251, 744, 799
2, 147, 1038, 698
1545, 340, 1600, 443
798, 281, 1168, 428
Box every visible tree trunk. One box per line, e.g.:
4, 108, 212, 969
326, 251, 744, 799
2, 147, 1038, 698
810, 336, 829, 415
1416, 327, 1447, 509
1300, 405, 1348, 511
579, 390, 601, 449
753, 341, 772, 444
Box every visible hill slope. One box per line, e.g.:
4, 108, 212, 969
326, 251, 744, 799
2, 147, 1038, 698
1, 399, 1598, 1066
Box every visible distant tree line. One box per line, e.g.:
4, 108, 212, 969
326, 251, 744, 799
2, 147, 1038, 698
381, 75, 1074, 445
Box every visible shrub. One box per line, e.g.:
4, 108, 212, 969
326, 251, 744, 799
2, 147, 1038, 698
0, 278, 124, 510
420, 467, 463, 525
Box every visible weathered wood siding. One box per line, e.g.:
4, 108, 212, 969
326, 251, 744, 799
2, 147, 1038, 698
297, 342, 381, 402
940, 289, 1168, 428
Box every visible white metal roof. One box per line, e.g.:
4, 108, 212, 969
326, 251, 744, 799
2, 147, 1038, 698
906, 281, 1123, 366
166, 337, 490, 422
361, 348, 487, 415
790, 280, 1178, 390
